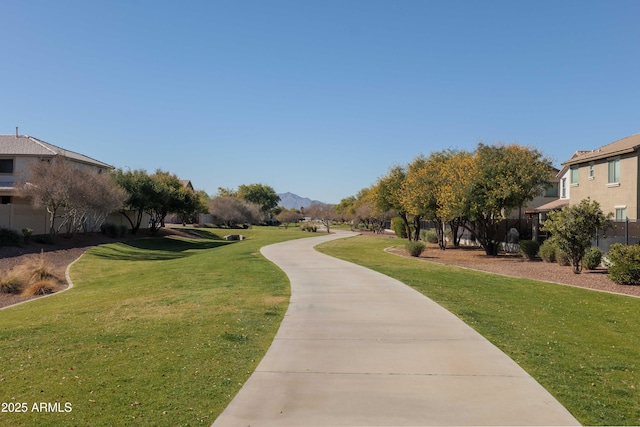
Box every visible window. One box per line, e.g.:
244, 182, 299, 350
0, 196, 10, 204
0, 159, 13, 174
589, 162, 595, 178
608, 157, 621, 184
570, 166, 579, 184
545, 182, 559, 197
561, 178, 567, 198
615, 207, 627, 221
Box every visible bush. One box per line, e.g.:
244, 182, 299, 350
582, 247, 603, 270
519, 240, 540, 260
539, 240, 557, 263
392, 217, 408, 239
22, 228, 33, 243
17, 252, 58, 284
0, 227, 22, 247
101, 222, 128, 238
405, 241, 425, 257
0, 272, 22, 294
556, 249, 571, 266
21, 279, 59, 296
607, 243, 640, 285
301, 222, 317, 232
420, 229, 439, 244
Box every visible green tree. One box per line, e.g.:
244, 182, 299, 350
113, 168, 155, 234
237, 183, 280, 218
465, 143, 553, 255
146, 170, 184, 232
541, 198, 612, 274
375, 165, 413, 240
174, 188, 209, 225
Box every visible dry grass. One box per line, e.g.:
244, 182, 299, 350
21, 279, 60, 296
0, 271, 22, 294
1, 251, 64, 298
17, 251, 59, 283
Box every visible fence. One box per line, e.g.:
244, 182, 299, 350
410, 218, 639, 254
594, 219, 640, 254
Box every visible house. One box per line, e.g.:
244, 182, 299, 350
0, 132, 113, 234
560, 133, 640, 221
526, 133, 640, 246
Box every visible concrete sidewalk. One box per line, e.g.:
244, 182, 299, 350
212, 231, 580, 426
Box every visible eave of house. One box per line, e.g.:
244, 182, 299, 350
561, 133, 640, 167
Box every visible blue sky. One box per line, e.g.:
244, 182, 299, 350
2, 1, 639, 204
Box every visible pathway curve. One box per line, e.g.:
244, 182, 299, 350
212, 231, 580, 426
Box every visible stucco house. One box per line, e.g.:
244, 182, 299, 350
0, 132, 113, 234
525, 133, 640, 245
560, 133, 640, 220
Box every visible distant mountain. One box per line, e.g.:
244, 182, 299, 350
277, 192, 323, 210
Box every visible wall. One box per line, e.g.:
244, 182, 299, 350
569, 153, 638, 218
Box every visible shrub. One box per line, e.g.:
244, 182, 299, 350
22, 228, 33, 243
556, 249, 571, 266
21, 279, 59, 296
539, 240, 557, 262
405, 241, 425, 257
0, 272, 22, 294
0, 227, 22, 247
101, 222, 127, 238
17, 252, 58, 284
420, 229, 439, 244
519, 240, 540, 260
392, 217, 408, 239
607, 243, 640, 285
582, 247, 603, 270
301, 222, 317, 232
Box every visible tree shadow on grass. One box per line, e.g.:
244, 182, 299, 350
89, 238, 234, 261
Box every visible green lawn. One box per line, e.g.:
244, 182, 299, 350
317, 236, 640, 426
0, 227, 311, 427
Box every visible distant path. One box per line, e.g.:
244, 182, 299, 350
212, 230, 580, 426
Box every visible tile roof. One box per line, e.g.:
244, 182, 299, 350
0, 134, 112, 168
563, 133, 640, 166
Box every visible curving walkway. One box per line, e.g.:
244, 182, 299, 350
212, 230, 580, 426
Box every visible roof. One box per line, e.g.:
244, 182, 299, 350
0, 134, 113, 169
180, 180, 194, 191
525, 198, 569, 214
562, 133, 640, 166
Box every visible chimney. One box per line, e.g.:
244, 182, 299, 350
15, 127, 18, 138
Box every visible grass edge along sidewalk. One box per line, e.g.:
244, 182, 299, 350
316, 235, 640, 426
0, 227, 311, 427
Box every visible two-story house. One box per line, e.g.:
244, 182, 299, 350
0, 132, 113, 234
561, 133, 640, 221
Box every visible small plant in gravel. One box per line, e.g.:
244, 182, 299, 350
20, 252, 58, 283
519, 240, 540, 260
539, 240, 556, 262
0, 271, 22, 294
21, 279, 59, 296
405, 241, 426, 257
607, 243, 640, 285
581, 247, 603, 270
